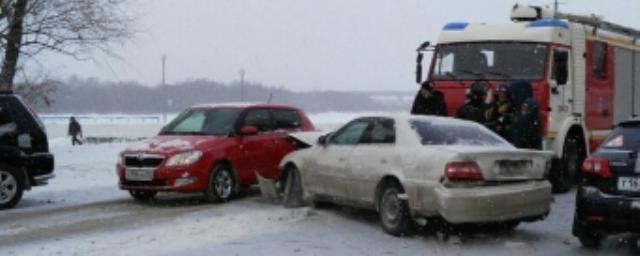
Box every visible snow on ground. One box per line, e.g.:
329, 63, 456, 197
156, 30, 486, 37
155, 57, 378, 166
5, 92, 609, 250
1, 113, 639, 255
5, 141, 131, 213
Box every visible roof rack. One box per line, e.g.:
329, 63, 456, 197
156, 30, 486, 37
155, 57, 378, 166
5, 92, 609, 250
619, 118, 640, 127
511, 4, 640, 40
555, 11, 640, 40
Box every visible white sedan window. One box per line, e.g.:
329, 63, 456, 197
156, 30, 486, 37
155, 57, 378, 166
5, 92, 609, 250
331, 121, 369, 145
410, 119, 507, 146
365, 119, 395, 144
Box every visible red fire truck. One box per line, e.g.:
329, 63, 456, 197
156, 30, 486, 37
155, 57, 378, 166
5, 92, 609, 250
415, 4, 640, 192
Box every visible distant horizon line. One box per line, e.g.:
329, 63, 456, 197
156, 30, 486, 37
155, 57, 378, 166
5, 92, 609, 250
42, 75, 418, 94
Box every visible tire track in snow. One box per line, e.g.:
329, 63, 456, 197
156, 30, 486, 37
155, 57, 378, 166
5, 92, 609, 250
0, 194, 258, 248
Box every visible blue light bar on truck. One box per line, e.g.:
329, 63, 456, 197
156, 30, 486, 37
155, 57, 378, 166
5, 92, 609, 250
443, 22, 469, 31
528, 19, 569, 29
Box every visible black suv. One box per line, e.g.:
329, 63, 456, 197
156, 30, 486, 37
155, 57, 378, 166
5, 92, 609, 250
573, 119, 640, 247
0, 91, 54, 209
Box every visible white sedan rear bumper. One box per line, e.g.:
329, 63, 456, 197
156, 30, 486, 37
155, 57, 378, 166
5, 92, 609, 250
434, 180, 552, 224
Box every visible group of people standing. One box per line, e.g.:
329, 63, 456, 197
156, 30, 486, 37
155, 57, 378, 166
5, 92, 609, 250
411, 80, 541, 150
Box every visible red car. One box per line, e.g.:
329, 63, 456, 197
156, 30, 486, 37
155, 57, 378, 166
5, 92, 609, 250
116, 103, 314, 202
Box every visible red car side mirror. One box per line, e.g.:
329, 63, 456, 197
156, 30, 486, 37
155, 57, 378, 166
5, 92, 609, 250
240, 125, 259, 136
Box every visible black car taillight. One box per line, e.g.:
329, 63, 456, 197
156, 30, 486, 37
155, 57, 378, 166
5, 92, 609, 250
581, 157, 612, 178
445, 161, 484, 181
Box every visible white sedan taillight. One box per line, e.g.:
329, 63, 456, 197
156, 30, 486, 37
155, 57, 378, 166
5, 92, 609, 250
445, 161, 484, 181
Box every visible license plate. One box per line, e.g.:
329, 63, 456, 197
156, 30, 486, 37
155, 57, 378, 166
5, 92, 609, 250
618, 177, 640, 192
125, 168, 154, 181
497, 160, 530, 176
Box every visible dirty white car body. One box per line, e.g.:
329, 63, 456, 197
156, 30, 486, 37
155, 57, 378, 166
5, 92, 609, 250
279, 115, 553, 234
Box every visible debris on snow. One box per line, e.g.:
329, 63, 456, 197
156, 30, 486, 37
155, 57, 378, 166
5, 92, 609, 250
504, 241, 528, 249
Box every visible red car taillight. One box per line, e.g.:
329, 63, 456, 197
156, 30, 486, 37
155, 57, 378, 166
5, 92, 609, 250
445, 161, 484, 181
581, 157, 612, 178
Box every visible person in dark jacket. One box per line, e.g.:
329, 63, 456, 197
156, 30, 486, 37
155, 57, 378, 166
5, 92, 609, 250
411, 81, 448, 116
508, 80, 533, 110
487, 83, 515, 139
456, 82, 490, 125
511, 98, 542, 150
68, 116, 83, 146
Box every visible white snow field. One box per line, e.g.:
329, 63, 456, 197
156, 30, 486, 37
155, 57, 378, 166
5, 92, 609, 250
1, 113, 638, 255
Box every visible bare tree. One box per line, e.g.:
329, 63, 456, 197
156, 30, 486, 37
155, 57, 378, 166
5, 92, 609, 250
0, 0, 28, 91
0, 0, 134, 91
14, 79, 58, 107
14, 67, 58, 108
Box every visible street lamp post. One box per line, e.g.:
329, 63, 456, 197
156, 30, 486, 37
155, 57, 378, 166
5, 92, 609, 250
239, 69, 246, 102
161, 54, 167, 86
161, 54, 167, 123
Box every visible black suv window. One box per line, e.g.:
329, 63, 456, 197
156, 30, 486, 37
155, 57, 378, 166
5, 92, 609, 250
243, 109, 274, 132
601, 126, 640, 150
273, 109, 302, 130
0, 103, 16, 137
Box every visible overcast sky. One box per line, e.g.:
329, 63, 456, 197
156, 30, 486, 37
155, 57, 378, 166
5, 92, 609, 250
34, 0, 640, 91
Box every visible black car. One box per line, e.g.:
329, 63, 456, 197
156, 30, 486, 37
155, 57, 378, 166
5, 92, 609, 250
0, 91, 54, 209
573, 119, 640, 247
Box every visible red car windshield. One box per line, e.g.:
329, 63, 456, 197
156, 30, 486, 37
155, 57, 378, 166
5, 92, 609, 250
160, 108, 242, 136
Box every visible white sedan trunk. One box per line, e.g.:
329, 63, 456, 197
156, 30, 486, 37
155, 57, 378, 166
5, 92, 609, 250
448, 148, 553, 181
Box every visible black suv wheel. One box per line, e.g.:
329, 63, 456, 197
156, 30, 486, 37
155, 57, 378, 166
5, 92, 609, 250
0, 165, 25, 209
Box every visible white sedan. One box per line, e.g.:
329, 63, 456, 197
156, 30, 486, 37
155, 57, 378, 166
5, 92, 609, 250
278, 115, 554, 236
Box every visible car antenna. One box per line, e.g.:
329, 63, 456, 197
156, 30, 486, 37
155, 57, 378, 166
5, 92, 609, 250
266, 91, 274, 103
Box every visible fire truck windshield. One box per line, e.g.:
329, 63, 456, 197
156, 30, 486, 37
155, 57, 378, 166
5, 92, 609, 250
430, 42, 548, 81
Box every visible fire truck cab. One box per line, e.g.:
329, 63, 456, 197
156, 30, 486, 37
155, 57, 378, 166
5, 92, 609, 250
417, 4, 640, 192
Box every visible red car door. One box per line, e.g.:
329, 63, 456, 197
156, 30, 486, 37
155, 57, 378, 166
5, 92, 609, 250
235, 108, 277, 184
260, 108, 307, 178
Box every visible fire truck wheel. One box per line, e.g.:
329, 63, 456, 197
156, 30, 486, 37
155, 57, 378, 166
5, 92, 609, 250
552, 134, 584, 193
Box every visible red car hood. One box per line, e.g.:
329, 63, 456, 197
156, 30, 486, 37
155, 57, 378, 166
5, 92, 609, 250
123, 135, 229, 155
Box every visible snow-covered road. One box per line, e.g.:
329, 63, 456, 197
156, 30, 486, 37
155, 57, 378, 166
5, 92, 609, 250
1, 141, 638, 255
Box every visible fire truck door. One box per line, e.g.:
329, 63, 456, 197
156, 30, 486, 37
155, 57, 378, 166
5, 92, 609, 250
550, 48, 573, 128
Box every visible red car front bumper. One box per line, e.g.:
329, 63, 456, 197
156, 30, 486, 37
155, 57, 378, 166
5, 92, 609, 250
117, 162, 210, 193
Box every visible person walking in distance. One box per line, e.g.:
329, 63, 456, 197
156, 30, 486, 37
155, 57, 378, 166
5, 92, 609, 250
68, 116, 83, 146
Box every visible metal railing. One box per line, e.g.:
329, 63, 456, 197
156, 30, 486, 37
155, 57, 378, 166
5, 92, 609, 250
39, 114, 164, 125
